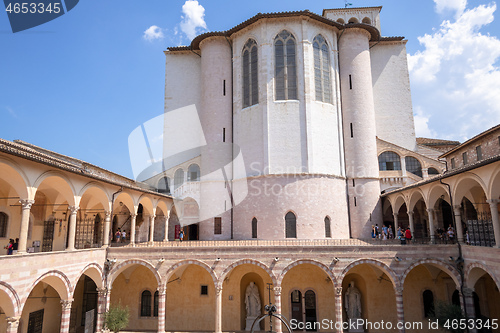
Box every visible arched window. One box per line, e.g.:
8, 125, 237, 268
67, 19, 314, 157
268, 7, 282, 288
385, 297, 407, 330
252, 217, 257, 238
324, 216, 331, 238
174, 169, 184, 189
285, 211, 297, 238
423, 290, 434, 317
243, 39, 258, 108
153, 290, 159, 317
362, 17, 371, 24
348, 17, 359, 24
275, 30, 297, 100
313, 35, 332, 104
428, 167, 439, 175
337, 18, 345, 24
405, 156, 423, 177
0, 212, 8, 238
378, 151, 401, 171
141, 290, 152, 316
188, 164, 200, 182
158, 176, 171, 194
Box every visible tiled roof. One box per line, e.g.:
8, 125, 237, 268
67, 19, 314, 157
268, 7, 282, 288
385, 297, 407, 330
416, 137, 460, 146
439, 124, 500, 158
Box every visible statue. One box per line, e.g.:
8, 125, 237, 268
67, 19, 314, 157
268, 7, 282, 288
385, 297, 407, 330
244, 282, 261, 330
344, 281, 362, 319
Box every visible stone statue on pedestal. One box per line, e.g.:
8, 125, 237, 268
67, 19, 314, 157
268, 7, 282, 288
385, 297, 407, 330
245, 282, 261, 330
345, 281, 363, 332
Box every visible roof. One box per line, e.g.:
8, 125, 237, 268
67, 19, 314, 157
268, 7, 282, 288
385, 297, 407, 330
439, 124, 500, 158
416, 137, 461, 146
166, 9, 382, 52
322, 6, 383, 16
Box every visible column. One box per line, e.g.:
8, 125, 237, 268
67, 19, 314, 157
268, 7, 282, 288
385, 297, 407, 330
103, 211, 111, 247
18, 199, 34, 254
487, 199, 500, 248
453, 205, 465, 243
462, 288, 477, 333
6, 317, 20, 333
401, 157, 407, 177
163, 211, 171, 242
407, 211, 415, 236
215, 286, 223, 333
427, 208, 436, 243
393, 213, 399, 234
422, 168, 429, 179
66, 206, 79, 251
273, 286, 282, 333
157, 286, 167, 333
334, 287, 343, 333
96, 287, 108, 332
149, 214, 156, 244
60, 299, 73, 333
130, 214, 137, 245
395, 287, 405, 333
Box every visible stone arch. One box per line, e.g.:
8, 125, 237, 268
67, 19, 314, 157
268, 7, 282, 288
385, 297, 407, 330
464, 262, 500, 291
401, 259, 461, 289
23, 270, 73, 311
72, 263, 104, 293
108, 259, 162, 289
137, 194, 154, 215
408, 188, 427, 211
427, 183, 451, 208
362, 17, 371, 24
278, 259, 337, 287
0, 156, 30, 198
487, 165, 500, 199
348, 17, 359, 24
452, 173, 488, 205
219, 259, 277, 288
339, 259, 398, 289
33, 170, 76, 200
392, 194, 408, 214
78, 182, 111, 206
0, 281, 21, 317
164, 259, 217, 289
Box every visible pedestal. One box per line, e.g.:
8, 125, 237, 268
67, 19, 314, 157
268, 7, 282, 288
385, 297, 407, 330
347, 318, 365, 332
246, 316, 258, 331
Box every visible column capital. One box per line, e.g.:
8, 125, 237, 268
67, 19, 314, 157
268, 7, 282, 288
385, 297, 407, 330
462, 287, 474, 297
68, 206, 80, 214
157, 286, 167, 295
393, 213, 398, 218
215, 286, 223, 296
487, 199, 499, 205
6, 316, 20, 324
150, 214, 156, 219
407, 211, 414, 217
104, 211, 111, 218
426, 208, 434, 213
335, 287, 342, 296
60, 299, 73, 309
20, 199, 35, 209
130, 213, 137, 218
273, 287, 282, 296
453, 204, 462, 211
97, 287, 108, 296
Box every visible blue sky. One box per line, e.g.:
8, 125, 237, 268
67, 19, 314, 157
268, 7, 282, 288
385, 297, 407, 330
1, 0, 499, 179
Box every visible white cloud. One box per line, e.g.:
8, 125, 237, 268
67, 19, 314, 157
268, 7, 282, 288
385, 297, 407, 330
413, 107, 437, 138
179, 0, 207, 40
143, 25, 164, 41
5, 106, 18, 118
434, 0, 467, 16
408, 2, 500, 140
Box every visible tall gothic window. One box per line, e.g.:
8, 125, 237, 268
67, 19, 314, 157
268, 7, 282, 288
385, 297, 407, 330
275, 30, 297, 100
313, 35, 332, 103
251, 217, 257, 238
0, 212, 8, 238
243, 39, 258, 108
324, 216, 331, 238
285, 211, 297, 238
141, 290, 152, 317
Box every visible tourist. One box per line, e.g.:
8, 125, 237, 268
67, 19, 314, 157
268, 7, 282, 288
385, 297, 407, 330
405, 227, 412, 244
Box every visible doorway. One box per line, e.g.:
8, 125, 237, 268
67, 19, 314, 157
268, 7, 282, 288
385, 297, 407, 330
291, 289, 317, 331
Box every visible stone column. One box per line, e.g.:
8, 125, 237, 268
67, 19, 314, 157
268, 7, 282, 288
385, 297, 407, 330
395, 287, 405, 333
422, 168, 429, 179
60, 299, 73, 333
487, 199, 500, 248
157, 286, 167, 333
66, 206, 79, 251
18, 199, 34, 254
401, 157, 407, 177
96, 287, 108, 331
6, 317, 20, 333
461, 288, 477, 333
407, 211, 415, 236
215, 286, 223, 333
334, 287, 343, 333
163, 211, 171, 242
274, 286, 283, 333
393, 213, 399, 234
427, 208, 436, 243
130, 214, 137, 245
453, 205, 465, 243
103, 211, 111, 248
149, 214, 156, 243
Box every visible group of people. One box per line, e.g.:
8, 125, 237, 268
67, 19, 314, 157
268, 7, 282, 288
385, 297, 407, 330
114, 228, 127, 243
371, 224, 394, 240
397, 226, 412, 245
4, 238, 18, 255
436, 224, 456, 243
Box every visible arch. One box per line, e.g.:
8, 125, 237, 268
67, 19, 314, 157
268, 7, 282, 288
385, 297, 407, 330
0, 281, 21, 317
155, 199, 170, 217
337, 18, 345, 24
141, 289, 153, 317
251, 217, 258, 238
401, 259, 461, 289
108, 259, 162, 289
487, 165, 500, 199
113, 191, 136, 215
187, 163, 200, 182
339, 259, 398, 289
464, 262, 500, 291
274, 30, 297, 100
378, 151, 402, 171
392, 194, 408, 214
73, 263, 104, 293
23, 270, 73, 312
427, 184, 450, 208
452, 173, 488, 205
324, 216, 331, 238
219, 259, 277, 288
285, 211, 297, 238
33, 171, 77, 206
0, 156, 30, 198
165, 259, 217, 288
405, 156, 423, 178
278, 259, 337, 287
348, 17, 359, 24
242, 38, 259, 108
428, 167, 440, 175
408, 189, 426, 211
157, 176, 171, 194
79, 182, 111, 212
362, 17, 371, 24
137, 194, 154, 215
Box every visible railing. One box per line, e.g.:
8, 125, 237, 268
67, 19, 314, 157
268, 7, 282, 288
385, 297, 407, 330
172, 181, 200, 199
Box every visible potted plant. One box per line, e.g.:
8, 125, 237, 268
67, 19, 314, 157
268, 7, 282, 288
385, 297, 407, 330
104, 302, 129, 333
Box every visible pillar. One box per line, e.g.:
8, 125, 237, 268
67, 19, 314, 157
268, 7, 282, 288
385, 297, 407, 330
215, 286, 222, 333
163, 211, 171, 242
393, 213, 399, 234
157, 286, 166, 333
60, 299, 73, 333
149, 214, 156, 243
274, 286, 282, 333
96, 287, 108, 331
17, 199, 34, 254
453, 205, 465, 243
6, 317, 20, 333
427, 208, 436, 243
335, 287, 343, 333
407, 211, 415, 236
66, 206, 79, 251
487, 199, 500, 248
462, 288, 477, 333
130, 214, 137, 245
422, 167, 429, 179
103, 211, 111, 247
401, 158, 407, 177
395, 287, 405, 333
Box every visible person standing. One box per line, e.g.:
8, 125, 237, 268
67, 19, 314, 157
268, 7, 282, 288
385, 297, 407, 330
405, 227, 412, 244
397, 227, 405, 245
121, 230, 127, 242
179, 228, 184, 242
115, 229, 121, 243
5, 239, 14, 255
